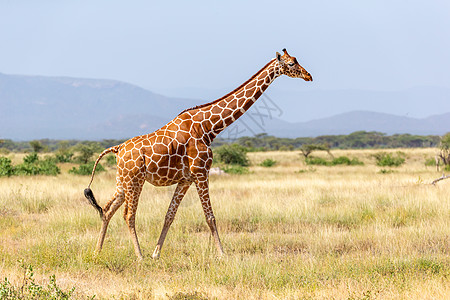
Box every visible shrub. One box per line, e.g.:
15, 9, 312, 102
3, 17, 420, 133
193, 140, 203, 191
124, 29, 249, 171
0, 157, 14, 177
214, 144, 249, 166
14, 154, 60, 176
69, 161, 105, 175
305, 157, 329, 166
260, 158, 277, 167
373, 152, 405, 167
54, 141, 74, 163
23, 152, 39, 164
306, 156, 364, 166
331, 156, 364, 166
222, 165, 249, 174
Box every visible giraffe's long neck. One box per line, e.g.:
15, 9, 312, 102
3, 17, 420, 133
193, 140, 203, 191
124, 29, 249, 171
196, 59, 281, 143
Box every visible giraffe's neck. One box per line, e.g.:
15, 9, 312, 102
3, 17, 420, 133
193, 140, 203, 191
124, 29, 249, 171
196, 59, 281, 143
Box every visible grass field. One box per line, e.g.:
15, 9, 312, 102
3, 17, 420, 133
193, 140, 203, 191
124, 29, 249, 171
0, 148, 449, 299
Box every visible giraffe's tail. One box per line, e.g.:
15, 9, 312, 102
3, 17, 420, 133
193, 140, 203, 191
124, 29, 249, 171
84, 188, 103, 219
84, 145, 120, 219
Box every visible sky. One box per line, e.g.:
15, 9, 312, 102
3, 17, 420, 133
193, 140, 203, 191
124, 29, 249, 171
1, 0, 450, 120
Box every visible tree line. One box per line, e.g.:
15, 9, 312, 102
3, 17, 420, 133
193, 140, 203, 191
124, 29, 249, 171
212, 131, 441, 151
0, 131, 443, 153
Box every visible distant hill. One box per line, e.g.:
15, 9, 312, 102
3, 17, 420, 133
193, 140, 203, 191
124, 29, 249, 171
221, 110, 450, 139
1, 72, 449, 140
0, 73, 200, 140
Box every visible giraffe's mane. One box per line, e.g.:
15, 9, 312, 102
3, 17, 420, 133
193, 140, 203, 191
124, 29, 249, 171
178, 58, 276, 115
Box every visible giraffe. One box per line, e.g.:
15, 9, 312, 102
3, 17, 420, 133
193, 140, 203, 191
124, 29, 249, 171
84, 49, 313, 260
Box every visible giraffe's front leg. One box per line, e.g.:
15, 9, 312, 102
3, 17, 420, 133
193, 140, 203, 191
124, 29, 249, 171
195, 175, 225, 257
152, 182, 191, 259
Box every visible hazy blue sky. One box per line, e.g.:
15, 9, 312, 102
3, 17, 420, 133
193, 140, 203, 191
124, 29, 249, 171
1, 1, 449, 106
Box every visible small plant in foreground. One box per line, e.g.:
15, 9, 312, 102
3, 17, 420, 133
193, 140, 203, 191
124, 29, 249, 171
0, 263, 75, 299
260, 158, 277, 167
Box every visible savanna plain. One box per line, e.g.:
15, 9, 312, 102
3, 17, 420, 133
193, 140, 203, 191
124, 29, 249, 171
0, 148, 449, 299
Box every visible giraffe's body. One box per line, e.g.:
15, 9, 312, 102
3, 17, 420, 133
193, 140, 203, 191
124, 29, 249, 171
85, 49, 312, 259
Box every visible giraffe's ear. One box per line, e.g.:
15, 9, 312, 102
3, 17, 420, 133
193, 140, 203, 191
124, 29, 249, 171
276, 52, 283, 62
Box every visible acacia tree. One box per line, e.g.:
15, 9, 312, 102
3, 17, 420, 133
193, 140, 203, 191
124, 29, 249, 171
435, 133, 450, 171
300, 143, 332, 159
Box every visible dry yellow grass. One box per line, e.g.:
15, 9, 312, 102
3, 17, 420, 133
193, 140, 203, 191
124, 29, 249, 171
0, 148, 449, 299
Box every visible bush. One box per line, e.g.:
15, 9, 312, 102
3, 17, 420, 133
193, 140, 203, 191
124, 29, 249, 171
306, 156, 364, 166
54, 141, 74, 163
222, 165, 249, 174
214, 144, 249, 166
260, 158, 277, 167
373, 152, 405, 167
23, 152, 39, 164
331, 156, 364, 166
14, 154, 60, 176
305, 157, 329, 166
0, 157, 14, 177
69, 161, 105, 175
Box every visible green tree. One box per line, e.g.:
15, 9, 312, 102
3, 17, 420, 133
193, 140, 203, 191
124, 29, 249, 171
29, 140, 44, 153
74, 143, 99, 164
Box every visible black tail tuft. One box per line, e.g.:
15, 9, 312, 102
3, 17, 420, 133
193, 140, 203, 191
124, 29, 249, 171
84, 188, 103, 219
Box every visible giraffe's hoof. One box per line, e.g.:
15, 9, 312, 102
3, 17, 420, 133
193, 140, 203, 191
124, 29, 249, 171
152, 246, 161, 259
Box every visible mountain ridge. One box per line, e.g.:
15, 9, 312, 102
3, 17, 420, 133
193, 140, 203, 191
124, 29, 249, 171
1, 73, 448, 140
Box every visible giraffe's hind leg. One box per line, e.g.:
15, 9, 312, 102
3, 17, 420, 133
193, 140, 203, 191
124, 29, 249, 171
122, 176, 145, 260
152, 182, 191, 259
96, 187, 125, 254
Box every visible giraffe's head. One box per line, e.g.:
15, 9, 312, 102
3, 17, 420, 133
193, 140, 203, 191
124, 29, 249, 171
276, 48, 313, 81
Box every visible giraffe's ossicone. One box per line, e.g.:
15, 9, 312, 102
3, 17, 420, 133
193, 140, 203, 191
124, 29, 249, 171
84, 49, 313, 260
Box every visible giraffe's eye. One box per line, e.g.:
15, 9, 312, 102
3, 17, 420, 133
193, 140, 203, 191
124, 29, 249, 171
288, 62, 295, 67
